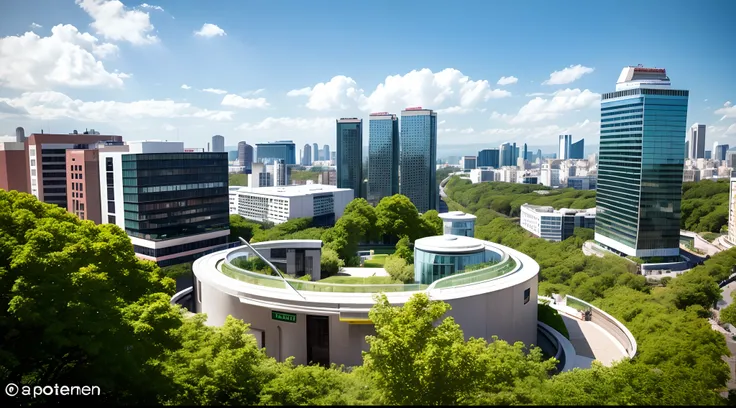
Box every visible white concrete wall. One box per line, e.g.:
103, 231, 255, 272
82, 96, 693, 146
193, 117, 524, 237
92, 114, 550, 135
333, 189, 354, 219
98, 152, 125, 229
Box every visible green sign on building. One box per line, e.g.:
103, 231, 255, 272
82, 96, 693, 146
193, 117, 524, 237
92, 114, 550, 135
272, 311, 297, 323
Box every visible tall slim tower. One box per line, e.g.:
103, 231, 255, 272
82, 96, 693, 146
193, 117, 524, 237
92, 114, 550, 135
302, 143, 312, 166
558, 135, 572, 160
499, 143, 513, 166
313, 143, 319, 162
15, 127, 25, 143
400, 107, 437, 213
522, 143, 528, 161
336, 118, 363, 198
367, 112, 399, 205
212, 135, 225, 152
595, 65, 688, 259
322, 145, 330, 162
689, 124, 706, 159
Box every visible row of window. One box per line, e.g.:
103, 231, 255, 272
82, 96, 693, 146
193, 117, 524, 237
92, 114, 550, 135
133, 236, 229, 257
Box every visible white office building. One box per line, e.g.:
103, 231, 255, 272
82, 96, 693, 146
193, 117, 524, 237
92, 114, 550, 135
540, 168, 561, 187
232, 184, 353, 225
520, 204, 596, 242
470, 168, 496, 184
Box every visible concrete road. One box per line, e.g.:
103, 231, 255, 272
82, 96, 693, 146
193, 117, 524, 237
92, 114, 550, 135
719, 281, 736, 309
681, 230, 723, 256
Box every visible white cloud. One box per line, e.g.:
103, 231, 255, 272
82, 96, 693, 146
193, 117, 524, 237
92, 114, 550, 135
460, 128, 475, 134
194, 23, 226, 37
715, 104, 736, 120
221, 94, 270, 109
162, 123, 176, 131
139, 3, 164, 11
0, 91, 233, 122
235, 117, 333, 131
497, 76, 518, 86
202, 88, 228, 95
287, 68, 511, 113
243, 89, 265, 96
542, 64, 595, 85
729, 124, 736, 135
525, 92, 553, 97
480, 119, 599, 142
725, 101, 733, 107
181, 84, 192, 90
439, 120, 446, 125
30, 23, 42, 29
490, 111, 512, 121
0, 24, 125, 91
76, 0, 158, 45
704, 99, 708, 102
510, 88, 600, 124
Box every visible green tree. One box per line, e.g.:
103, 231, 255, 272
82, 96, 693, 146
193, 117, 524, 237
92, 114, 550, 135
420, 209, 443, 236
258, 363, 357, 405
668, 268, 722, 310
229, 214, 263, 242
320, 247, 344, 277
160, 315, 279, 405
343, 198, 380, 241
229, 173, 249, 186
383, 255, 414, 283
363, 293, 554, 405
0, 190, 182, 404
375, 194, 420, 240
394, 235, 413, 264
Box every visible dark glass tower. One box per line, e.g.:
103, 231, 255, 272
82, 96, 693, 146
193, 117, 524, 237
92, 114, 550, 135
400, 107, 437, 213
595, 66, 688, 259
477, 148, 500, 168
570, 138, 585, 159
336, 118, 363, 198
367, 112, 399, 205
121, 151, 230, 265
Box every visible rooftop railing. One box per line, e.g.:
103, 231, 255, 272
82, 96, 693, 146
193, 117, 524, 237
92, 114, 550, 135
428, 256, 518, 290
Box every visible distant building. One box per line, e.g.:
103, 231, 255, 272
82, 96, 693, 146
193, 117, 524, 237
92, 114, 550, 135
100, 141, 230, 266
66, 149, 101, 223
302, 143, 312, 166
322, 145, 330, 162
716, 144, 730, 161
567, 176, 597, 190
469, 168, 495, 183
318, 170, 337, 186
336, 118, 363, 199
570, 138, 585, 159
231, 184, 353, 225
460, 155, 477, 170
477, 148, 500, 168
28, 133, 123, 210
558, 135, 572, 160
499, 143, 514, 167
595, 65, 688, 259
521, 176, 538, 185
400, 107, 437, 213
520, 204, 596, 242
438, 211, 476, 237
367, 112, 399, 205
15, 126, 25, 142
705, 150, 712, 159
688, 124, 706, 159
212, 135, 225, 153
0, 141, 27, 192
248, 163, 272, 187
256, 141, 296, 165
313, 143, 319, 163
228, 150, 239, 161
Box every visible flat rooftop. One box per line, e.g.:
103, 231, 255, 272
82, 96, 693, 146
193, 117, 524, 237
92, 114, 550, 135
439, 211, 477, 221
233, 184, 352, 197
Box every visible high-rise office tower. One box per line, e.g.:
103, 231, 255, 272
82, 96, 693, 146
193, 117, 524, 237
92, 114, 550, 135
400, 107, 437, 213
336, 118, 363, 198
256, 141, 296, 165
100, 141, 230, 266
313, 143, 319, 162
688, 123, 706, 159
322, 145, 330, 162
212, 135, 225, 153
705, 150, 712, 159
513, 143, 519, 161
558, 135, 572, 160
595, 65, 688, 259
684, 141, 689, 159
522, 143, 528, 161
477, 148, 500, 168
302, 143, 312, 166
716, 144, 730, 161
367, 112, 399, 205
570, 138, 585, 159
499, 143, 514, 167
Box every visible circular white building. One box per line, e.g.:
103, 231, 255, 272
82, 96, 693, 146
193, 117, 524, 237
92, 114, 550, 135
438, 211, 477, 237
190, 236, 539, 367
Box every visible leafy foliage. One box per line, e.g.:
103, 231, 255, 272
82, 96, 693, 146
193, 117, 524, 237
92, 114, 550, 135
394, 235, 413, 264
229, 214, 263, 242
383, 255, 414, 283
228, 173, 248, 187
320, 247, 344, 277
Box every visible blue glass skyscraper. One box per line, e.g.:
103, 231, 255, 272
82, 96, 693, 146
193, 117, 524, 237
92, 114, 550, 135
477, 148, 500, 168
570, 139, 585, 159
499, 143, 514, 166
336, 118, 363, 198
255, 141, 296, 165
400, 107, 437, 213
368, 112, 399, 205
595, 66, 688, 259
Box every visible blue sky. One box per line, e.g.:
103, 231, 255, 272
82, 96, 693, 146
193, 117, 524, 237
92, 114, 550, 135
0, 0, 734, 157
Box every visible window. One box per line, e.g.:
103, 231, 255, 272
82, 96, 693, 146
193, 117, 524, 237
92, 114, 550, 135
30, 159, 36, 166
31, 169, 36, 177
108, 215, 116, 224
106, 157, 113, 172
523, 288, 530, 304
197, 280, 202, 303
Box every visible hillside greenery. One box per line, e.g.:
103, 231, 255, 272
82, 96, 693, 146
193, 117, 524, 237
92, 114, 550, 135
2, 186, 734, 405
447, 177, 730, 233
228, 173, 248, 186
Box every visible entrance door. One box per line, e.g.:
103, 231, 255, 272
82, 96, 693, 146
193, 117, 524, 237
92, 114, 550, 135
306, 315, 330, 366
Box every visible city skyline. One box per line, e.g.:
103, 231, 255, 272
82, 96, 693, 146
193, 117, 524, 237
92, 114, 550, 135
0, 0, 734, 151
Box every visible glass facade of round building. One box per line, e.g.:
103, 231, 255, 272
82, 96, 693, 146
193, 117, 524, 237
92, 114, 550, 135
414, 248, 500, 284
